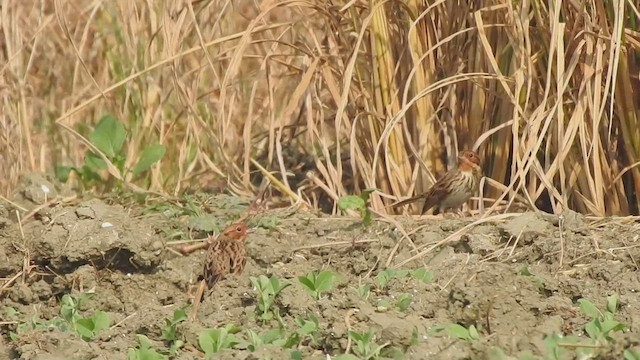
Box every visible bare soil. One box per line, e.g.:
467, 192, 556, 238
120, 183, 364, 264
1, 175, 639, 359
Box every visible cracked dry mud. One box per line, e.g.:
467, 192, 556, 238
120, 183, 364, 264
1, 179, 639, 359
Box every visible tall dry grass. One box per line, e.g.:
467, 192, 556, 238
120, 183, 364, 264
0, 0, 639, 216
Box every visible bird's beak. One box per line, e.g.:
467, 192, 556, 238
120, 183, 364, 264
247, 227, 256, 234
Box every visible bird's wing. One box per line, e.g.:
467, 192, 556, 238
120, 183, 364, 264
420, 170, 458, 213
203, 240, 231, 288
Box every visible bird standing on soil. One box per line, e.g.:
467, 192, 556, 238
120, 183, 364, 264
393, 150, 483, 215
189, 221, 249, 319
202, 222, 249, 288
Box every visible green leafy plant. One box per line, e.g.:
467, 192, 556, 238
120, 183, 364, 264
348, 329, 388, 360
338, 189, 377, 225
578, 295, 626, 341
430, 323, 480, 342
160, 306, 187, 356
395, 293, 413, 312
543, 333, 584, 360
6, 306, 68, 341
55, 114, 166, 187
127, 334, 166, 360
249, 275, 291, 321
198, 324, 242, 358
59, 293, 111, 341
375, 269, 409, 289
410, 268, 434, 284
355, 284, 371, 300
293, 314, 320, 346
298, 270, 340, 300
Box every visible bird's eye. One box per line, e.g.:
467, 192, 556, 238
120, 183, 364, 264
236, 227, 243, 232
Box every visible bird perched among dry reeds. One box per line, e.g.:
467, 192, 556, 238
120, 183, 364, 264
393, 150, 482, 215
202, 222, 249, 288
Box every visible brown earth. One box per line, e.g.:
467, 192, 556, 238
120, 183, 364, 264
1, 174, 639, 359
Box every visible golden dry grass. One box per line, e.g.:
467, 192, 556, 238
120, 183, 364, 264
1, 0, 639, 216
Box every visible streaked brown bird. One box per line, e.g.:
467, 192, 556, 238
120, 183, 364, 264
393, 150, 483, 215
202, 222, 249, 288
189, 222, 249, 319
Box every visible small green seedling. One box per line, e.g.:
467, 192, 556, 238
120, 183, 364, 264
7, 306, 68, 341
294, 314, 320, 346
198, 324, 242, 358
298, 270, 340, 300
127, 335, 166, 360
250, 275, 291, 321
395, 293, 413, 312
543, 333, 584, 360
578, 295, 626, 341
60, 293, 111, 341
518, 266, 544, 290
375, 269, 409, 289
55, 114, 166, 188
348, 329, 388, 360
338, 189, 377, 226
355, 284, 371, 300
411, 268, 434, 283
160, 306, 187, 355
430, 323, 480, 342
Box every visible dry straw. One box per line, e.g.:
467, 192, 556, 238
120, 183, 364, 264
0, 0, 639, 216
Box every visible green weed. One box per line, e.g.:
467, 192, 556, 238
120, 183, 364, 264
298, 270, 340, 300
578, 295, 626, 341
338, 189, 377, 226
355, 284, 371, 300
160, 306, 187, 356
55, 114, 165, 189
60, 293, 111, 341
249, 275, 291, 321
198, 324, 243, 358
127, 335, 166, 360
430, 323, 480, 341
348, 329, 389, 360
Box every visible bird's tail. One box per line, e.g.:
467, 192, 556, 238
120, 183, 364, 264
391, 194, 426, 209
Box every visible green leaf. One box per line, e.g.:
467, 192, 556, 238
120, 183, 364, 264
356, 284, 371, 300
84, 152, 107, 171
411, 268, 434, 283
577, 299, 601, 319
584, 320, 599, 339
468, 325, 480, 340
338, 195, 365, 211
445, 324, 471, 341
75, 318, 96, 340
606, 294, 619, 314
89, 115, 127, 158
91, 311, 110, 332
314, 271, 337, 293
136, 334, 153, 349
198, 331, 215, 354
298, 276, 316, 292
290, 350, 303, 360
55, 165, 76, 183
132, 144, 166, 177
518, 266, 534, 276
600, 318, 625, 335
624, 348, 640, 360
396, 293, 413, 312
